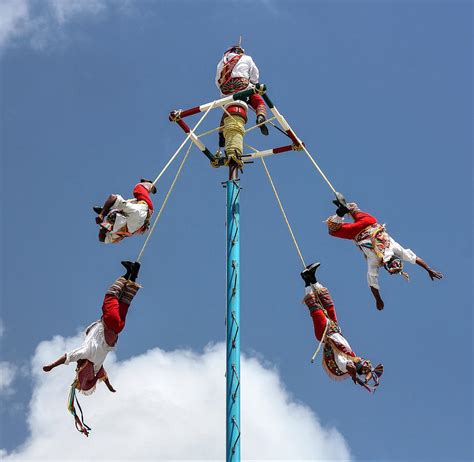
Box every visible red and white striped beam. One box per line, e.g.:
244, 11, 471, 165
242, 143, 304, 161
169, 86, 263, 122
173, 118, 216, 162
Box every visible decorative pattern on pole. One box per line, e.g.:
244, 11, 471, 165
226, 178, 241, 462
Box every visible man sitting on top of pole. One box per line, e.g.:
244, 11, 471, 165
216, 39, 268, 153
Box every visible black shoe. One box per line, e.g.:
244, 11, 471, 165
332, 192, 350, 217
256, 115, 269, 136
121, 261, 134, 280
301, 262, 321, 286
93, 206, 103, 215
130, 262, 141, 282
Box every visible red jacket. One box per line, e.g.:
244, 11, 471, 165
329, 211, 377, 240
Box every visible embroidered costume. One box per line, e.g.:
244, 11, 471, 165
66, 275, 140, 395
326, 204, 416, 289
43, 262, 141, 436
301, 262, 383, 392
96, 181, 156, 244
215, 44, 269, 144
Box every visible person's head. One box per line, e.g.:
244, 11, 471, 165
384, 256, 403, 275
356, 359, 372, 375
225, 45, 245, 55
355, 359, 383, 391
139, 178, 157, 194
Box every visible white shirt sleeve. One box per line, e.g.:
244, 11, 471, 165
246, 56, 259, 84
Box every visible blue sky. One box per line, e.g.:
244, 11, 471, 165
1, 0, 472, 460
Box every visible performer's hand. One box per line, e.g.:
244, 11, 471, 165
104, 378, 116, 392
95, 215, 104, 225
106, 383, 116, 393
427, 268, 443, 281
376, 298, 384, 311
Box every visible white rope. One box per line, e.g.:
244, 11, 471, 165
300, 144, 337, 194
310, 320, 328, 363
136, 141, 193, 263
268, 108, 338, 194
152, 102, 216, 186
244, 116, 276, 134
254, 147, 305, 268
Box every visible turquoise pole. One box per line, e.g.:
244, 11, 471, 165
226, 174, 241, 462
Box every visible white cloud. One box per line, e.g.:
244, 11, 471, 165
2, 333, 352, 460
0, 0, 29, 50
48, 0, 107, 25
0, 0, 131, 51
0, 319, 17, 396
0, 361, 17, 395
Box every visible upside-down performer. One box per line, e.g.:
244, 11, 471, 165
93, 179, 157, 244
301, 262, 383, 392
216, 42, 269, 151
326, 194, 443, 310
42, 261, 141, 436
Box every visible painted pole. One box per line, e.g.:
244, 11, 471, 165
226, 162, 241, 462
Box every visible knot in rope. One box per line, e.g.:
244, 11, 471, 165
291, 144, 304, 151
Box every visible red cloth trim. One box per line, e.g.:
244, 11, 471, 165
329, 211, 377, 240
133, 184, 154, 211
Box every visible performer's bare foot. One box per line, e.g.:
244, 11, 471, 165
42, 354, 66, 372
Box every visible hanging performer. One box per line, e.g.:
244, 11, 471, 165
301, 262, 383, 392
326, 195, 443, 310
93, 179, 157, 244
42, 261, 141, 436
215, 42, 269, 152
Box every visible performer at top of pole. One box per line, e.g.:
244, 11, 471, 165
216, 40, 269, 155
301, 262, 383, 393
326, 194, 443, 310
93, 179, 157, 244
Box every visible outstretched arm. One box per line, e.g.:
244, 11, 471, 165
43, 354, 66, 372
103, 377, 116, 393
416, 257, 443, 281
370, 286, 385, 311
